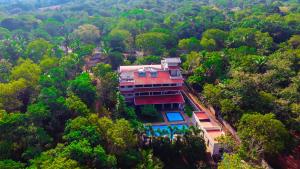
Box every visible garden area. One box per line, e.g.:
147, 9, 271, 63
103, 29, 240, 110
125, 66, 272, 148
136, 105, 164, 123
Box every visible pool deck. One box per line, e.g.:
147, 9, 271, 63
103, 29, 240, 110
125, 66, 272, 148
149, 111, 193, 126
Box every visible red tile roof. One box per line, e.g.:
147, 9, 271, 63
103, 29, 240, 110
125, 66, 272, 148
134, 86, 183, 92
133, 71, 183, 85
134, 94, 184, 105
195, 112, 209, 120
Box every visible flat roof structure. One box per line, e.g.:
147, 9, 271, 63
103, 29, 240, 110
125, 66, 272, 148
195, 112, 210, 120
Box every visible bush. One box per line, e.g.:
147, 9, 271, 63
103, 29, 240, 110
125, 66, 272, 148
184, 105, 193, 117
141, 105, 159, 118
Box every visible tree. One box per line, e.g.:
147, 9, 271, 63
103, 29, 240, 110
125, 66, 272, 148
202, 84, 222, 108
10, 59, 41, 88
136, 150, 163, 169
59, 53, 82, 79
25, 39, 53, 62
63, 116, 101, 145
141, 105, 159, 118
73, 24, 100, 44
238, 113, 289, 161
135, 55, 161, 65
0, 59, 12, 83
108, 51, 124, 70
182, 51, 202, 71
68, 73, 96, 107
226, 28, 273, 55
200, 29, 227, 51
218, 153, 253, 169
26, 102, 51, 126
0, 79, 27, 112
178, 37, 200, 52
97, 72, 119, 109
39, 56, 58, 73
136, 32, 169, 55
29, 144, 82, 169
107, 29, 133, 52
95, 117, 137, 154
0, 160, 25, 169
0, 39, 24, 62
92, 63, 112, 78
65, 92, 90, 117
288, 35, 300, 49
0, 112, 52, 161
39, 67, 67, 91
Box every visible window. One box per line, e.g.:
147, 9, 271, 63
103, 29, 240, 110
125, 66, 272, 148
153, 84, 161, 87
162, 84, 170, 87
144, 84, 152, 88
140, 92, 149, 96
170, 83, 176, 86
138, 70, 146, 77
150, 71, 157, 77
136, 85, 143, 88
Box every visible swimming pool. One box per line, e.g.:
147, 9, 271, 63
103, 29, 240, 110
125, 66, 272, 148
147, 124, 188, 137
166, 112, 184, 122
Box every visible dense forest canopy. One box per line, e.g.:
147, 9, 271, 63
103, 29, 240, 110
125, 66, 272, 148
0, 0, 299, 169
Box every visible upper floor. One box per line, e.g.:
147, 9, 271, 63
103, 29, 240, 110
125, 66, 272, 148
119, 58, 184, 87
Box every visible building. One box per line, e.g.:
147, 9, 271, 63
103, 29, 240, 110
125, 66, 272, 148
192, 111, 224, 156
118, 58, 185, 110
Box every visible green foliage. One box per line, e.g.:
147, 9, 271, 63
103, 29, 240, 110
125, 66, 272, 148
136, 32, 169, 55
0, 160, 25, 169
68, 73, 96, 107
1, 0, 300, 168
218, 153, 254, 169
25, 39, 53, 62
27, 102, 51, 125
65, 92, 90, 116
63, 116, 101, 145
140, 105, 159, 118
0, 59, 12, 83
108, 51, 124, 70
137, 150, 163, 169
92, 63, 112, 78
97, 72, 119, 109
73, 24, 100, 44
0, 112, 52, 161
11, 59, 41, 87
201, 29, 228, 51
184, 105, 193, 117
107, 29, 133, 52
238, 113, 289, 161
39, 56, 59, 73
178, 37, 200, 52
59, 53, 82, 78
135, 55, 161, 65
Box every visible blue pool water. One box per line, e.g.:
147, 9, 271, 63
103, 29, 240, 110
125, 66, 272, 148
147, 124, 188, 137
166, 112, 184, 122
